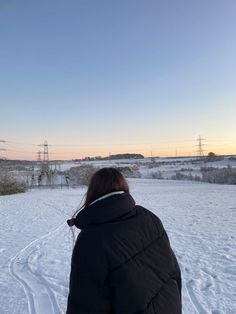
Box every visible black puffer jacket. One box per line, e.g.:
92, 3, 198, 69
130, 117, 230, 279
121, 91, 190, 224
67, 192, 181, 314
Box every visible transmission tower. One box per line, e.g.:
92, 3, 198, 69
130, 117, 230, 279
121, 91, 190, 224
38, 141, 49, 162
0, 140, 6, 159
196, 135, 206, 158
0, 148, 6, 158
43, 141, 49, 162
37, 150, 42, 162
38, 140, 51, 176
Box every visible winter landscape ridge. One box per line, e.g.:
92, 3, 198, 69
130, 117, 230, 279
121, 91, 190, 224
0, 157, 236, 314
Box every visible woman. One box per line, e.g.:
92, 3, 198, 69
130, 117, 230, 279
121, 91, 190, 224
66, 167, 181, 314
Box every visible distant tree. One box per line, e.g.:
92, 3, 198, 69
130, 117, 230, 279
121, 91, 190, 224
208, 152, 216, 157
151, 171, 163, 179
171, 171, 186, 180
109, 153, 144, 160
206, 151, 223, 162
68, 165, 96, 186
115, 166, 141, 178
201, 166, 236, 184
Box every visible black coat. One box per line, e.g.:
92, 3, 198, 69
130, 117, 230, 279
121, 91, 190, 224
67, 192, 181, 314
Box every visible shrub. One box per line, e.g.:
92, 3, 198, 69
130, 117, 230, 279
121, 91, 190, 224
171, 171, 187, 180
0, 171, 27, 195
68, 164, 141, 186
68, 165, 96, 186
201, 166, 236, 184
180, 167, 193, 172
115, 166, 141, 178
151, 171, 163, 179
147, 162, 159, 169
171, 171, 196, 181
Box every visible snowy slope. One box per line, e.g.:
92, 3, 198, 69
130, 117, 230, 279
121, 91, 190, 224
58, 156, 236, 180
0, 180, 236, 314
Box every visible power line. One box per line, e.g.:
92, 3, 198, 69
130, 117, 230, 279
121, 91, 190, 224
1, 138, 235, 148
4, 140, 37, 146
0, 138, 208, 147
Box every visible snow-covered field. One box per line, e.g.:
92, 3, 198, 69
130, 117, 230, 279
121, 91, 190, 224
57, 156, 236, 180
0, 179, 236, 314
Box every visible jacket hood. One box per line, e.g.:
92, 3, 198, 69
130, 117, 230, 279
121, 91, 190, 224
74, 192, 136, 229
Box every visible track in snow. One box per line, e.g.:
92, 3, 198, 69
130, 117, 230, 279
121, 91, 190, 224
3, 181, 236, 314
9, 204, 67, 314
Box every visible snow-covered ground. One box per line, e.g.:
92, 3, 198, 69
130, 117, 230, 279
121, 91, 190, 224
0, 179, 236, 314
6, 156, 236, 187
58, 156, 236, 180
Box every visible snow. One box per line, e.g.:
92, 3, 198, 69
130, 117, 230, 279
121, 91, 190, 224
58, 156, 236, 180
0, 180, 236, 314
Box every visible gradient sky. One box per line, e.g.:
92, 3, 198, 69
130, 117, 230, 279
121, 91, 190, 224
0, 0, 236, 160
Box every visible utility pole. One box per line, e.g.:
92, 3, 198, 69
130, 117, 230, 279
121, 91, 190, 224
150, 151, 155, 162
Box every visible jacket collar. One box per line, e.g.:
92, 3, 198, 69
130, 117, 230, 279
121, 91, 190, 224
74, 192, 136, 229
89, 191, 125, 206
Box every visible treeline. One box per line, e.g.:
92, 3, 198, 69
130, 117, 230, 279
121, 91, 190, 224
108, 153, 144, 160
73, 153, 144, 161
171, 166, 236, 185
66, 164, 141, 186
201, 166, 236, 184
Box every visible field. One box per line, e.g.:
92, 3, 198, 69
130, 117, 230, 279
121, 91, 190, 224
0, 178, 236, 314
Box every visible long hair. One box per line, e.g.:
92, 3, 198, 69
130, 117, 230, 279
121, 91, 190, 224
67, 167, 129, 227
84, 167, 129, 207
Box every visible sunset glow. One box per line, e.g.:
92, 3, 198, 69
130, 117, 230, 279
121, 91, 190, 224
0, 1, 235, 160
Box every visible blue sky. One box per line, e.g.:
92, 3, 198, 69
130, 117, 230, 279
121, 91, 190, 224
0, 0, 236, 159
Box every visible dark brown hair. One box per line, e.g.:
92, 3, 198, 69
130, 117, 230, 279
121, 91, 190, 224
84, 167, 129, 207
67, 167, 129, 227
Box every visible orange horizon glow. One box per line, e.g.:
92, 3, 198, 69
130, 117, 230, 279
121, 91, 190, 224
2, 145, 235, 161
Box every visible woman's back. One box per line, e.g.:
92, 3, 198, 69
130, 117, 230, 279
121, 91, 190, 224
67, 192, 181, 314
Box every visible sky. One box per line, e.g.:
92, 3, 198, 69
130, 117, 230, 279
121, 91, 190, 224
0, 0, 236, 160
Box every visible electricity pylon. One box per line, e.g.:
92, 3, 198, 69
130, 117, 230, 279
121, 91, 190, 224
196, 135, 206, 158
37, 150, 42, 162
38, 141, 49, 162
